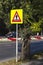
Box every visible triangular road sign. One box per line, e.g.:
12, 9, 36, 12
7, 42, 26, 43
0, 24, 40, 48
11, 9, 23, 24
12, 11, 21, 22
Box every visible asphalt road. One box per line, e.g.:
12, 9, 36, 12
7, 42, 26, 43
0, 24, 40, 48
0, 41, 16, 61
0, 40, 43, 65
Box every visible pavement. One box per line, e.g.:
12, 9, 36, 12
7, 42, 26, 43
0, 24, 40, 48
0, 36, 43, 42
31, 36, 43, 40
0, 37, 21, 42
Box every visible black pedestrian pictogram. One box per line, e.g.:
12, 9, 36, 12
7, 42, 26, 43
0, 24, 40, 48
12, 11, 21, 22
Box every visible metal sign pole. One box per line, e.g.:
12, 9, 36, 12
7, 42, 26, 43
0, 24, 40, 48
16, 24, 18, 62
10, 9, 23, 62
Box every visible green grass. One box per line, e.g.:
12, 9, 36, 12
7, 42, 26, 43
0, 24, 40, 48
0, 53, 43, 65
0, 59, 22, 65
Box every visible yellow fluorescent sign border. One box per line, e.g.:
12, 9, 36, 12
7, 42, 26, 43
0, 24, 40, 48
10, 9, 23, 24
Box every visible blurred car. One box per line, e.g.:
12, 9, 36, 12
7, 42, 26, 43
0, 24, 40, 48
5, 31, 16, 38
34, 35, 41, 39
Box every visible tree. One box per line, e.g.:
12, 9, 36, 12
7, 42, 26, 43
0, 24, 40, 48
30, 22, 41, 35
0, 18, 9, 35
0, 0, 32, 30
0, 0, 43, 31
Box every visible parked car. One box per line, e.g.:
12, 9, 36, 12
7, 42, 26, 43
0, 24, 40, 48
5, 31, 16, 38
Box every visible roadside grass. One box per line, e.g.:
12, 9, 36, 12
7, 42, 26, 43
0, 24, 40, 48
0, 53, 43, 65
0, 59, 22, 65
32, 53, 43, 59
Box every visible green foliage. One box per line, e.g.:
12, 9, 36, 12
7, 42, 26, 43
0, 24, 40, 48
31, 0, 43, 21
0, 0, 43, 33
39, 18, 43, 31
30, 22, 41, 33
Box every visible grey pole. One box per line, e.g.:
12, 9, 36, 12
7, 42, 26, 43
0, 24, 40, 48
16, 24, 18, 62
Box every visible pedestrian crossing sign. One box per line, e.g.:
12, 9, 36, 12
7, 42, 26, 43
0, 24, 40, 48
10, 9, 23, 24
